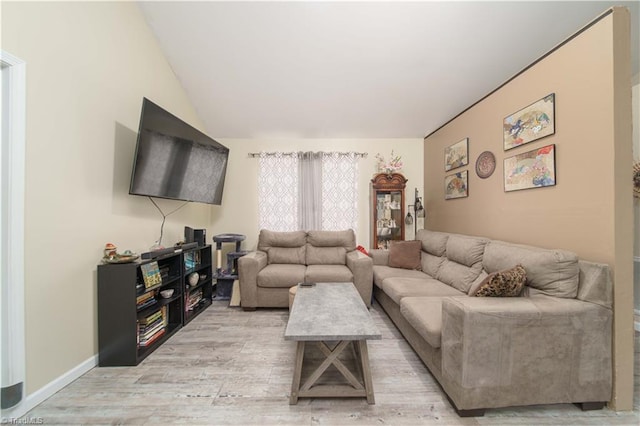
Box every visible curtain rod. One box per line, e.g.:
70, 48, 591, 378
248, 151, 368, 158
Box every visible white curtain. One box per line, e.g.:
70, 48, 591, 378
322, 152, 358, 231
258, 151, 359, 231
258, 152, 298, 231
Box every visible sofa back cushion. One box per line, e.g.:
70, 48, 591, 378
482, 240, 579, 298
306, 246, 347, 265
416, 229, 449, 256
305, 230, 355, 265
307, 230, 356, 250
421, 252, 444, 277
436, 235, 488, 293
258, 230, 307, 265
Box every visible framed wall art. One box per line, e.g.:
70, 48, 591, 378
504, 144, 556, 192
444, 170, 468, 199
444, 138, 469, 171
503, 93, 555, 150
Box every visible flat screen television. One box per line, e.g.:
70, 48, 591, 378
129, 98, 229, 205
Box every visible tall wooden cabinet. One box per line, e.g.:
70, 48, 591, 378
371, 173, 407, 249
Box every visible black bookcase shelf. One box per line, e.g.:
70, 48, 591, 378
97, 245, 213, 366
183, 245, 213, 325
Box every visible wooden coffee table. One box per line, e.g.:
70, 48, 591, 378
284, 282, 381, 404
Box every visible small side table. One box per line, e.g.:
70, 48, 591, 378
212, 233, 247, 300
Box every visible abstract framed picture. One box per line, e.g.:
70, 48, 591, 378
503, 93, 555, 150
444, 170, 468, 199
444, 138, 469, 171
504, 144, 556, 192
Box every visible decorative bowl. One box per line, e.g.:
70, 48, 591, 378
160, 289, 175, 299
188, 272, 200, 286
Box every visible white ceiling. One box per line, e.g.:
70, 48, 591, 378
138, 1, 639, 139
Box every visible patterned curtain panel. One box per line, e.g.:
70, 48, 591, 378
322, 152, 358, 231
258, 152, 298, 231
258, 151, 359, 232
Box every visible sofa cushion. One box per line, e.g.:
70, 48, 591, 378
436, 235, 487, 293
416, 229, 449, 256
372, 265, 427, 288
257, 264, 306, 288
258, 229, 307, 250
388, 240, 422, 270
267, 247, 306, 264
421, 252, 444, 278
400, 297, 444, 348
382, 277, 464, 304
305, 264, 353, 283
307, 230, 356, 251
306, 245, 347, 265
258, 230, 307, 265
445, 235, 488, 267
483, 240, 579, 298
471, 265, 526, 297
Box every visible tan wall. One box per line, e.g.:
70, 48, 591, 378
214, 138, 424, 252
1, 2, 213, 394
423, 9, 633, 409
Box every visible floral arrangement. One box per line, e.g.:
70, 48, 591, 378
375, 150, 403, 174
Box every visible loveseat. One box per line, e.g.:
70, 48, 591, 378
238, 229, 373, 310
372, 229, 612, 416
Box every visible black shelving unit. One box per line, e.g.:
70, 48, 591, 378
182, 245, 213, 324
97, 245, 214, 366
97, 252, 183, 366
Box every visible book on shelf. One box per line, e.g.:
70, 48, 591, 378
140, 261, 162, 288
136, 297, 157, 311
187, 289, 203, 311
139, 328, 166, 347
140, 307, 163, 325
139, 319, 164, 339
136, 291, 154, 305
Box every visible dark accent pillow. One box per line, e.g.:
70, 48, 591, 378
472, 265, 526, 297
388, 240, 422, 270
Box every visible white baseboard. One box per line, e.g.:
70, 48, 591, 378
1, 354, 97, 420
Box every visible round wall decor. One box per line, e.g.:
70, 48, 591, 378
475, 151, 496, 179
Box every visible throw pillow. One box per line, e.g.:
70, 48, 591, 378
472, 264, 526, 297
388, 240, 422, 270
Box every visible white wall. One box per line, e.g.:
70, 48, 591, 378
215, 139, 423, 251
1, 2, 212, 396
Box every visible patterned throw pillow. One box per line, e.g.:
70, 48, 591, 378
472, 265, 526, 297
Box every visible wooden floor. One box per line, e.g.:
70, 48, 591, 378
22, 301, 640, 425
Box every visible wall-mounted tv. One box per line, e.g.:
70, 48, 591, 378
129, 98, 229, 205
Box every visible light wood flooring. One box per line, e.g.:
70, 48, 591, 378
21, 301, 640, 425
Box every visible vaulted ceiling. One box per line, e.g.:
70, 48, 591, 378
138, 1, 639, 139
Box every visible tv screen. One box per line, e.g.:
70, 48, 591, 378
129, 98, 229, 205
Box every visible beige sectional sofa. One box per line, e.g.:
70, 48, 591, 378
372, 229, 612, 416
238, 229, 373, 310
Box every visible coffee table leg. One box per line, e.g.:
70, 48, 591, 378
357, 340, 375, 404
290, 341, 305, 405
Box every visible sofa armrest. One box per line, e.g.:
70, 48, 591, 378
238, 251, 268, 309
346, 250, 373, 307
369, 249, 389, 266
440, 295, 612, 410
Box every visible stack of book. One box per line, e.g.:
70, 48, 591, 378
136, 291, 157, 311
137, 306, 167, 347
186, 289, 203, 311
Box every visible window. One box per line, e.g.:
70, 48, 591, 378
257, 152, 362, 231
